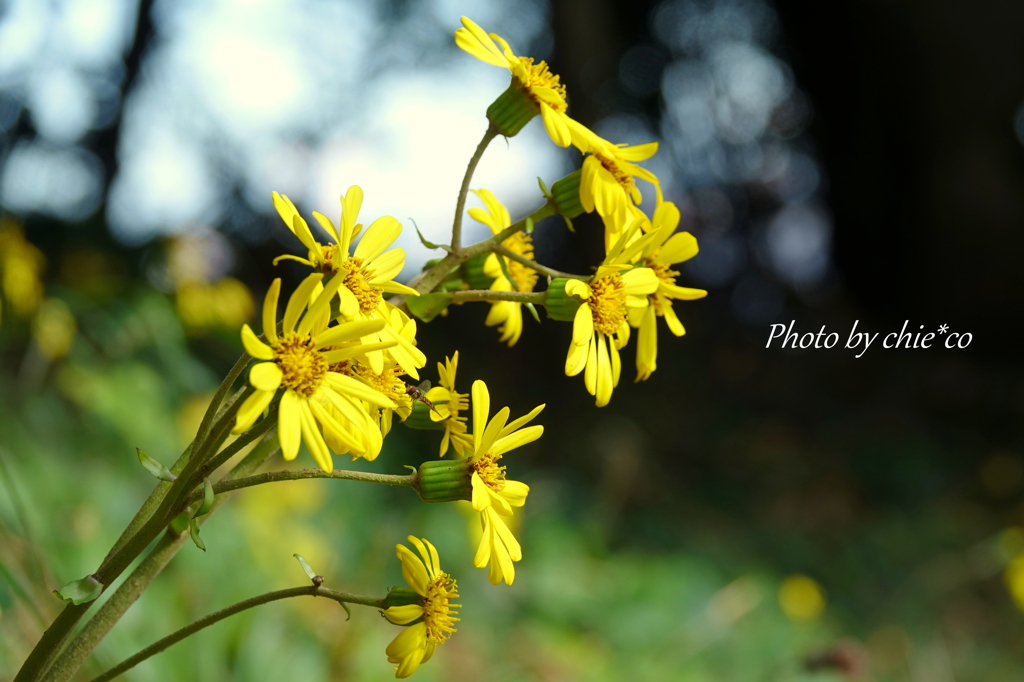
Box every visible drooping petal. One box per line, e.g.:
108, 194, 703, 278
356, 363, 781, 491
540, 105, 572, 147
232, 389, 275, 434
249, 361, 283, 392
636, 304, 657, 381
662, 302, 686, 336
298, 400, 333, 472
565, 336, 589, 376
278, 391, 302, 461
383, 603, 424, 625
572, 303, 594, 346
501, 480, 530, 507
241, 324, 275, 360
595, 334, 613, 407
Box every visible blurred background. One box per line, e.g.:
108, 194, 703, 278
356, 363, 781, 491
1, 0, 1023, 680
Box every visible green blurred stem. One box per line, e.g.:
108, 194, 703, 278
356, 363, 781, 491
186, 468, 418, 504
451, 123, 498, 252
88, 585, 383, 682
450, 289, 549, 305
491, 243, 589, 281
40, 435, 283, 682
193, 351, 251, 460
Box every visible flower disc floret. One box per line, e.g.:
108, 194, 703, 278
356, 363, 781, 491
588, 273, 628, 335
339, 256, 383, 314
274, 333, 328, 396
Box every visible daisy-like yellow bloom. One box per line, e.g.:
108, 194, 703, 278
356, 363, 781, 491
271, 187, 426, 379
383, 536, 460, 679
466, 380, 544, 584
424, 352, 473, 457
468, 189, 538, 346
564, 226, 660, 407
566, 119, 661, 235
232, 273, 402, 471
455, 16, 573, 147
632, 201, 707, 382
333, 356, 412, 440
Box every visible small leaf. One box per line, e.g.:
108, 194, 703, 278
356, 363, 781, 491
406, 292, 454, 322
189, 518, 206, 552
525, 302, 541, 323
170, 512, 190, 535
193, 477, 214, 518
410, 219, 450, 252
561, 215, 575, 233
340, 601, 352, 621
536, 176, 551, 196
294, 554, 317, 581
54, 575, 103, 605
525, 216, 535, 234
137, 448, 176, 482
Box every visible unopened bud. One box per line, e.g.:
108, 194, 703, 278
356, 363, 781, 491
544, 278, 583, 322
486, 80, 539, 138
417, 458, 473, 503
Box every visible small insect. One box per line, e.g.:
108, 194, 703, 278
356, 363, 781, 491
405, 380, 442, 416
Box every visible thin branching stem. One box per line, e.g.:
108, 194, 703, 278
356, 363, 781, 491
451, 123, 498, 252
451, 289, 548, 305
492, 243, 589, 281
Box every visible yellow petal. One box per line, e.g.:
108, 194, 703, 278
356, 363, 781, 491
564, 279, 592, 299
241, 324, 274, 360
621, 267, 660, 296
339, 185, 363, 250
232, 389, 274, 434
541, 105, 572, 147
572, 302, 594, 346
662, 302, 686, 336
354, 216, 401, 263
595, 335, 613, 407
471, 380, 490, 455
396, 544, 428, 595
455, 18, 510, 68
278, 391, 302, 460
249, 361, 283, 392
298, 401, 333, 472
500, 403, 545, 438
658, 231, 698, 264
282, 273, 323, 335
312, 211, 339, 243
491, 424, 543, 456
313, 318, 387, 348
368, 248, 405, 283
262, 279, 281, 345
565, 336, 589, 376
383, 604, 424, 625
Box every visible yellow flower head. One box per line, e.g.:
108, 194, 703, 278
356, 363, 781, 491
424, 352, 473, 457
455, 17, 573, 147
233, 273, 402, 470
271, 188, 427, 379
566, 120, 661, 230
632, 200, 707, 382
467, 379, 544, 584
383, 536, 460, 678
0, 216, 45, 318
564, 225, 660, 406
469, 189, 538, 346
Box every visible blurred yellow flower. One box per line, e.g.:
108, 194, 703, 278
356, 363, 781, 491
466, 379, 544, 584
0, 216, 45, 319
383, 536, 460, 678
232, 274, 401, 470
778, 574, 826, 621
468, 189, 538, 346
32, 298, 76, 360
176, 278, 254, 330
424, 352, 473, 457
455, 16, 573, 146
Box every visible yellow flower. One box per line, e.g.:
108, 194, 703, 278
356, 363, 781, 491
468, 189, 538, 346
232, 273, 401, 470
424, 352, 473, 457
466, 380, 544, 584
0, 216, 45, 318
271, 187, 426, 379
566, 120, 660, 232
564, 227, 660, 406
332, 355, 412, 441
631, 201, 707, 381
383, 536, 460, 679
455, 16, 573, 147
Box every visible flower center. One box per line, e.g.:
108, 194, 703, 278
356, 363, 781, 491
472, 452, 506, 492
502, 232, 539, 293
445, 390, 469, 422
274, 333, 328, 397
423, 573, 460, 644
337, 361, 407, 404
339, 256, 382, 314
595, 152, 636, 193
649, 260, 679, 312
589, 273, 628, 336
517, 58, 568, 112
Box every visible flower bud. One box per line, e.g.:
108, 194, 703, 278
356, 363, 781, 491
402, 401, 446, 431
550, 170, 584, 220
544, 278, 583, 322
417, 458, 473, 503
383, 586, 423, 611
462, 254, 496, 290
486, 79, 539, 138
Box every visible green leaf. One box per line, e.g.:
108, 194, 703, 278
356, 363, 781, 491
536, 176, 551, 196
406, 292, 453, 322
193, 477, 214, 518
294, 554, 317, 581
137, 448, 176, 482
340, 601, 352, 621
54, 575, 103, 605
410, 219, 450, 252
525, 302, 541, 323
189, 518, 206, 552
561, 214, 575, 233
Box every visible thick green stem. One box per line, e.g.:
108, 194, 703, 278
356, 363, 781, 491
40, 436, 282, 682
451, 289, 549, 305
187, 468, 418, 504
88, 585, 383, 682
451, 123, 498, 252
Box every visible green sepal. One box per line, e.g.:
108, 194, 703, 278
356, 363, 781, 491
406, 292, 453, 322
411, 219, 450, 252
551, 169, 584, 222
137, 448, 176, 482
54, 575, 103, 605
294, 554, 317, 581
418, 457, 473, 503
383, 586, 423, 611
170, 512, 190, 535
189, 517, 206, 552
486, 79, 539, 138
525, 302, 541, 323
545, 278, 583, 322
403, 401, 446, 431
537, 176, 551, 196
463, 254, 495, 290
193, 477, 214, 518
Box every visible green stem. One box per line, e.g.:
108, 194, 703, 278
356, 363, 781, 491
187, 468, 418, 504
88, 585, 382, 682
451, 123, 498, 252
193, 352, 251, 459
40, 436, 283, 682
189, 403, 278, 484
451, 289, 549, 305
491, 244, 589, 280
